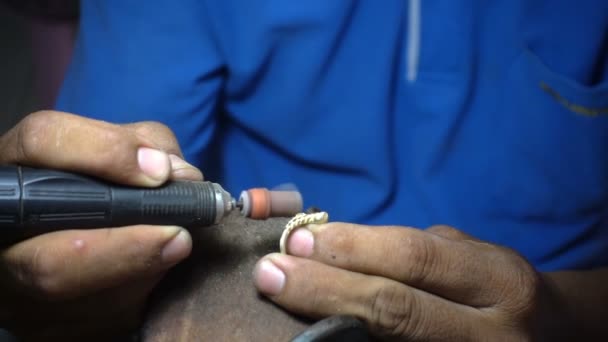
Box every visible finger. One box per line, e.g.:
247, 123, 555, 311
168, 154, 204, 181
253, 254, 483, 341
285, 223, 502, 307
0, 111, 201, 186
121, 121, 183, 157
426, 225, 480, 242
0, 225, 191, 300
123, 121, 203, 181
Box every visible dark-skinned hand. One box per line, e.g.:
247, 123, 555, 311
0, 111, 203, 341
254, 222, 558, 341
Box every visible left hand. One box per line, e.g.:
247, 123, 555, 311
0, 112, 202, 340
253, 223, 550, 341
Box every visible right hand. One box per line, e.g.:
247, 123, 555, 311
0, 111, 203, 341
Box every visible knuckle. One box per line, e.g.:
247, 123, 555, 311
136, 121, 174, 137
427, 224, 456, 235
426, 224, 468, 240
367, 284, 425, 339
399, 232, 436, 285
133, 121, 180, 148
16, 111, 59, 162
494, 248, 541, 316
512, 257, 541, 311
30, 259, 64, 298
15, 247, 66, 299
90, 128, 141, 176
30, 269, 65, 299
427, 224, 454, 232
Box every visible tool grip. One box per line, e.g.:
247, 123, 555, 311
0, 165, 220, 244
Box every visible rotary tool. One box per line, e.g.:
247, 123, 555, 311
0, 165, 303, 244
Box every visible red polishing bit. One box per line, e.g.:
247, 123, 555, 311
239, 188, 303, 219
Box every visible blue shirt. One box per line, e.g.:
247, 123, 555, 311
57, 0, 608, 271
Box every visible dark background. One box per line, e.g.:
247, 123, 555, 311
1, 7, 31, 340
0, 7, 38, 134
1, 3, 77, 340
0, 0, 77, 134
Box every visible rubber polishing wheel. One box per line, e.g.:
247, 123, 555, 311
242, 188, 304, 219
248, 188, 272, 219
268, 191, 303, 217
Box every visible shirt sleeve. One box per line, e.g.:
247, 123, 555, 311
55, 0, 225, 166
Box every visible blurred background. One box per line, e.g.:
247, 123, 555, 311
0, 2, 78, 339
0, 0, 77, 134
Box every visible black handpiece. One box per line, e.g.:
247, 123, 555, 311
0, 165, 235, 244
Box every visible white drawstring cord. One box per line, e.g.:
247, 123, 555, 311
406, 0, 421, 83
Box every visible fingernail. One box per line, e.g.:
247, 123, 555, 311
253, 259, 285, 296
287, 228, 314, 257
161, 228, 192, 265
138, 147, 170, 182
169, 154, 204, 180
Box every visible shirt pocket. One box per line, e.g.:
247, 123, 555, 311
487, 47, 608, 221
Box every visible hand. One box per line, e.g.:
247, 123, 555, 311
253, 223, 553, 341
0, 111, 203, 340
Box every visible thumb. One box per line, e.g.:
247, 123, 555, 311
0, 111, 183, 187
